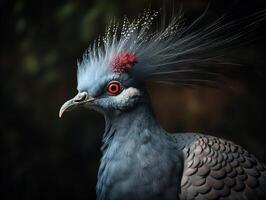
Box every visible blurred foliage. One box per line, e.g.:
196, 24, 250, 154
0, 0, 266, 199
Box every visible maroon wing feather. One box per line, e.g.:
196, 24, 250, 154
180, 134, 266, 200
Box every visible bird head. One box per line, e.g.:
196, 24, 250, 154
59, 51, 144, 117
59, 9, 262, 117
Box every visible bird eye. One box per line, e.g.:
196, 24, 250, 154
106, 81, 121, 95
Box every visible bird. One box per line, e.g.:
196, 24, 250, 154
59, 8, 266, 200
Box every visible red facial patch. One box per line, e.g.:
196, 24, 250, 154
111, 52, 137, 73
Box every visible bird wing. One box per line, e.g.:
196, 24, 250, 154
179, 134, 266, 200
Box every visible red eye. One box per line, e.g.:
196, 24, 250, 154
106, 81, 121, 95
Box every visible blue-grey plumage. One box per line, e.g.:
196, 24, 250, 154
97, 102, 184, 200
59, 8, 266, 200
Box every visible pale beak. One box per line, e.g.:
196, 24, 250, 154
59, 92, 95, 118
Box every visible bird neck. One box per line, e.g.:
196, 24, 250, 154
101, 102, 162, 149
97, 101, 182, 200
106, 101, 157, 127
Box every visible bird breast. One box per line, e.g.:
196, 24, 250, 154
96, 129, 182, 200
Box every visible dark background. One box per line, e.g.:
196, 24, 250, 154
1, 0, 266, 199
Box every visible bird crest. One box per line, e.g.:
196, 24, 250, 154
77, 8, 265, 87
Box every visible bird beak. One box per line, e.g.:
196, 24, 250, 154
59, 92, 95, 118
